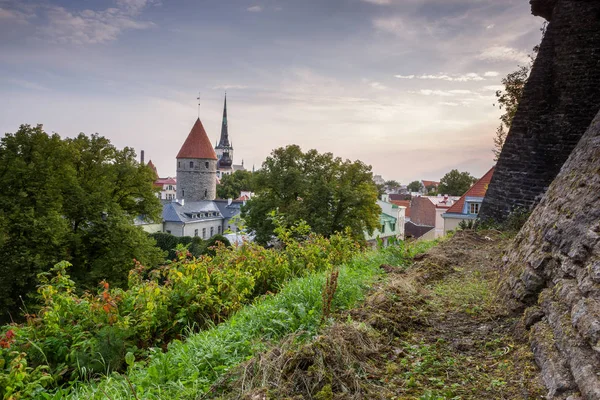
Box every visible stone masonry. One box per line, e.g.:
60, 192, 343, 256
479, 0, 600, 223
176, 158, 217, 201
505, 108, 600, 399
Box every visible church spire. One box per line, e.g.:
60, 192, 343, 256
216, 94, 231, 149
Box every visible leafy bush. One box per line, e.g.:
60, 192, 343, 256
0, 225, 359, 398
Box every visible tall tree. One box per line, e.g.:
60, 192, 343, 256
407, 180, 423, 193
242, 145, 380, 244
493, 24, 546, 160
216, 170, 255, 199
437, 170, 477, 196
0, 125, 164, 321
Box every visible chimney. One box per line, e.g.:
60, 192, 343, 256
140, 150, 145, 165
228, 198, 233, 205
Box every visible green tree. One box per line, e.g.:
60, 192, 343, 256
407, 180, 423, 193
0, 124, 164, 321
384, 180, 400, 191
493, 24, 546, 160
242, 145, 380, 244
216, 170, 255, 199
437, 170, 477, 196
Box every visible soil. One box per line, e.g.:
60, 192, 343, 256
205, 231, 547, 400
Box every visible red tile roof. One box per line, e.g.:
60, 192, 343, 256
176, 118, 217, 160
446, 167, 495, 214
147, 160, 159, 178
391, 200, 411, 218
422, 180, 439, 188
156, 177, 176, 185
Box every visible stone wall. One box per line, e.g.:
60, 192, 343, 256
479, 0, 600, 223
504, 110, 600, 399
176, 158, 217, 201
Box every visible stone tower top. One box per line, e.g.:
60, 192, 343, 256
177, 118, 217, 160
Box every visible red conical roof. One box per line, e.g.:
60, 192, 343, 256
176, 118, 217, 160
147, 159, 159, 178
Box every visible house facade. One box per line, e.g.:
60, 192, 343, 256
365, 199, 406, 247
442, 167, 495, 233
405, 195, 460, 240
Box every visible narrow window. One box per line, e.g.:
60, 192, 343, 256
202, 228, 206, 238
194, 229, 198, 237
182, 190, 185, 197
204, 189, 208, 198
218, 226, 221, 234
205, 162, 209, 168
210, 227, 214, 236
381, 224, 385, 233
190, 161, 194, 168
178, 162, 180, 168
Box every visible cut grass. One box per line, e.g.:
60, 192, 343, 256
67, 240, 438, 399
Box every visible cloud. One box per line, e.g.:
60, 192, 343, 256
247, 5, 262, 12
372, 16, 417, 38
0, 6, 30, 23
486, 24, 495, 30
440, 102, 459, 107
361, 0, 392, 4
478, 46, 530, 64
482, 85, 503, 91
369, 81, 388, 90
6, 78, 48, 91
212, 84, 249, 90
396, 73, 484, 82
484, 71, 499, 77
411, 89, 474, 97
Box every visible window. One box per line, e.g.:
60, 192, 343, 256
178, 162, 180, 168
202, 228, 206, 238
166, 230, 171, 234
204, 189, 208, 198
469, 203, 480, 215
210, 227, 214, 236
194, 229, 198, 237
381, 224, 385, 233
182, 190, 185, 197
190, 161, 194, 168
205, 162, 209, 168
218, 226, 221, 234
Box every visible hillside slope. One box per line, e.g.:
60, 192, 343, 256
206, 231, 546, 399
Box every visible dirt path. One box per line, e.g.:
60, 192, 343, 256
208, 231, 546, 400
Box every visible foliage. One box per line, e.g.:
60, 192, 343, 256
407, 180, 423, 193
437, 170, 477, 196
216, 170, 256, 199
0, 226, 359, 398
0, 124, 163, 322
242, 145, 380, 244
492, 23, 546, 160
67, 239, 430, 399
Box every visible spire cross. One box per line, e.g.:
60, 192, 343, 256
196, 92, 201, 118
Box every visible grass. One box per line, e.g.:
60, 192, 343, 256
66, 240, 438, 399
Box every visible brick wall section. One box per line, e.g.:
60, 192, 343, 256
479, 0, 600, 222
410, 197, 435, 226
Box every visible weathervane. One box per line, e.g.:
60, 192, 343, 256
196, 92, 201, 118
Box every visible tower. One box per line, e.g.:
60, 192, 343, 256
176, 118, 217, 201
215, 94, 235, 177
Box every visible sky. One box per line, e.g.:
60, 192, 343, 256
0, 0, 544, 183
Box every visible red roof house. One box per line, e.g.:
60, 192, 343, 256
442, 167, 495, 233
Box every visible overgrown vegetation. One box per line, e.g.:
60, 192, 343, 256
0, 221, 359, 399
150, 232, 231, 260
203, 231, 545, 400
0, 124, 164, 323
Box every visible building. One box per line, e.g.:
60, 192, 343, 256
365, 199, 406, 247
405, 195, 460, 240
420, 180, 439, 194
442, 167, 495, 234
137, 117, 244, 239
215, 95, 245, 179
